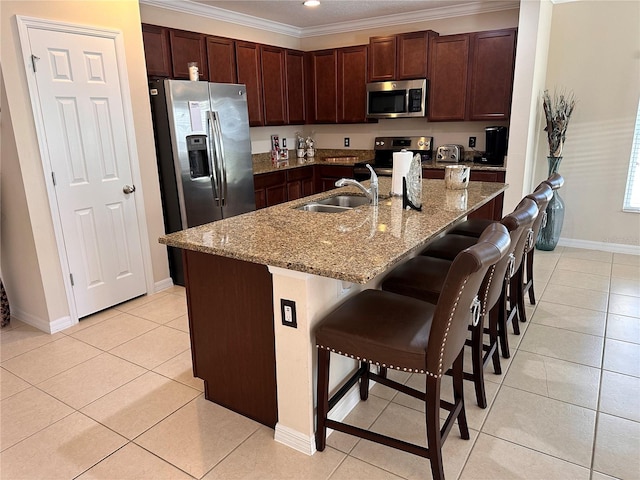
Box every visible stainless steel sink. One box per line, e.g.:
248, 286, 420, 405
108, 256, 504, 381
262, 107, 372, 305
298, 204, 352, 213
315, 195, 369, 207
295, 194, 369, 213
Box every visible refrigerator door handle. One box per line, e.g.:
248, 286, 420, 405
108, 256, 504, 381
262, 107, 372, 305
210, 111, 228, 206
207, 111, 221, 206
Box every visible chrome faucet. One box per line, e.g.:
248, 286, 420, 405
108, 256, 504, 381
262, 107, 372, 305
335, 164, 378, 206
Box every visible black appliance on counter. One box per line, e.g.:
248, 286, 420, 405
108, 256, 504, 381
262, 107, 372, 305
354, 136, 433, 180
479, 126, 508, 165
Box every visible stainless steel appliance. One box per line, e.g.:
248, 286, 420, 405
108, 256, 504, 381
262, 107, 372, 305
354, 136, 433, 180
366, 79, 428, 119
149, 79, 255, 285
480, 126, 508, 165
436, 144, 465, 163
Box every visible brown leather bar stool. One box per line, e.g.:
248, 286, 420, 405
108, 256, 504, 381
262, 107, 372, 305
381, 200, 537, 408
315, 224, 510, 480
523, 174, 564, 305
418, 198, 538, 358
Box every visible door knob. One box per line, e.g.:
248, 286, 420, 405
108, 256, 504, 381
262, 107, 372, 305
123, 184, 136, 194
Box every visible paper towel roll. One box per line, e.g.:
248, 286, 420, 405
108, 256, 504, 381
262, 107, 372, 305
392, 150, 413, 196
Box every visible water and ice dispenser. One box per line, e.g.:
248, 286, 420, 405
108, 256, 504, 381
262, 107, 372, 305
186, 134, 209, 178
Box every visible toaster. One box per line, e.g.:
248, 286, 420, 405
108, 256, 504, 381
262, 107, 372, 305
436, 144, 465, 163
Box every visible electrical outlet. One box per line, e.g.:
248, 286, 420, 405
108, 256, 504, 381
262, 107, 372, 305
469, 136, 476, 148
344, 137, 350, 147
280, 299, 297, 328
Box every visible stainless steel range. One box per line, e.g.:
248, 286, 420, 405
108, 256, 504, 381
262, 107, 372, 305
354, 136, 433, 180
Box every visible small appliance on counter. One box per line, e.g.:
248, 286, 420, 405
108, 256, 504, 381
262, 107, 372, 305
477, 126, 508, 165
436, 144, 465, 163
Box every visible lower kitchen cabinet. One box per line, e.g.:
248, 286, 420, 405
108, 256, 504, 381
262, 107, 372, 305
254, 171, 287, 209
254, 166, 315, 208
316, 165, 355, 193
423, 168, 505, 220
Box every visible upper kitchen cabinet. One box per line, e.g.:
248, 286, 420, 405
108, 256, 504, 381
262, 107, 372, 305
260, 45, 288, 126
466, 29, 517, 121
368, 35, 396, 81
338, 45, 368, 123
142, 24, 172, 78
236, 41, 265, 126
285, 50, 306, 125
397, 30, 438, 80
368, 30, 437, 82
169, 29, 208, 80
206, 36, 237, 83
308, 49, 338, 123
428, 34, 470, 121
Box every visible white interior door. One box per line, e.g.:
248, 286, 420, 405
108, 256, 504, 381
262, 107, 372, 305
23, 25, 146, 318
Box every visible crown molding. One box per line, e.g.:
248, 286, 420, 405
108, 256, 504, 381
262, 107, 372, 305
139, 0, 519, 38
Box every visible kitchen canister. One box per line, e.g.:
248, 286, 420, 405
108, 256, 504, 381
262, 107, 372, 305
444, 165, 470, 190
188, 62, 199, 81
391, 149, 413, 196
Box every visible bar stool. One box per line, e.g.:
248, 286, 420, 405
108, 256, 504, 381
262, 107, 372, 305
524, 174, 564, 305
381, 199, 537, 407
418, 198, 538, 358
315, 224, 510, 480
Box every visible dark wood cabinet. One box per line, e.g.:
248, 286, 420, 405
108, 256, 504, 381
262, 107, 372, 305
309, 49, 338, 123
397, 30, 436, 80
206, 36, 237, 83
286, 166, 314, 201
169, 29, 208, 80
261, 46, 288, 126
368, 35, 396, 82
369, 31, 437, 82
466, 29, 517, 121
316, 165, 354, 192
338, 45, 368, 123
236, 41, 264, 126
254, 171, 287, 209
428, 34, 470, 121
142, 24, 172, 78
285, 50, 306, 125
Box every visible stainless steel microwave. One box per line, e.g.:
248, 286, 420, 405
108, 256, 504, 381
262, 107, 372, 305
366, 79, 428, 119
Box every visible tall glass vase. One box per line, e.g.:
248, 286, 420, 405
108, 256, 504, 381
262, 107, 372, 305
536, 156, 565, 251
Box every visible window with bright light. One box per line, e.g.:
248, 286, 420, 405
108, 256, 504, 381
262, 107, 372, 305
623, 99, 640, 212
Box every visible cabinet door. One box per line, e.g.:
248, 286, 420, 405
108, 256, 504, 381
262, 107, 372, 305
397, 31, 435, 80
236, 41, 265, 126
309, 50, 338, 123
428, 34, 470, 121
261, 46, 288, 126
338, 45, 368, 124
467, 29, 517, 121
316, 165, 354, 192
368, 35, 396, 82
254, 171, 287, 208
285, 50, 306, 125
142, 24, 171, 77
169, 29, 208, 80
206, 36, 237, 83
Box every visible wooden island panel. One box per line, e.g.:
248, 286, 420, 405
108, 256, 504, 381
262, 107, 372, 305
183, 250, 277, 428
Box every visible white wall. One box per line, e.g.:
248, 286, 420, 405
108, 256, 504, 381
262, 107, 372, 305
542, 0, 640, 249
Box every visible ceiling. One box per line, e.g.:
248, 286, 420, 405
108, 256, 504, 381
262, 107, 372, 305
143, 0, 520, 36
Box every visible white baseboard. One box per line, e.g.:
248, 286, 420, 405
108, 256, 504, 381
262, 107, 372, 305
11, 307, 72, 334
274, 380, 368, 456
558, 238, 640, 256
154, 277, 174, 293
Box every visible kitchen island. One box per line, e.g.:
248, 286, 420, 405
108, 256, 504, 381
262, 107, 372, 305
160, 177, 507, 455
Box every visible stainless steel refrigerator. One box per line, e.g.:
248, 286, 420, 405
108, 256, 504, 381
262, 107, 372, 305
149, 79, 255, 285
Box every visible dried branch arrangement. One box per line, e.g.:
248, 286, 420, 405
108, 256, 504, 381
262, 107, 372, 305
543, 89, 576, 157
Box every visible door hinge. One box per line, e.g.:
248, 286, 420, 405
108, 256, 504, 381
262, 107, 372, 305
51, 171, 56, 186
31, 54, 40, 73
69, 273, 74, 286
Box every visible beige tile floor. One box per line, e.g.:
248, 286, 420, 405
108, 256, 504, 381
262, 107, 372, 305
1, 247, 639, 479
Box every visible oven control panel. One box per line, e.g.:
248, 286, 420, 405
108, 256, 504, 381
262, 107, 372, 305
374, 136, 433, 152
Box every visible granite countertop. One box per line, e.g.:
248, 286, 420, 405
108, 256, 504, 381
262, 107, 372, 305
159, 177, 507, 284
